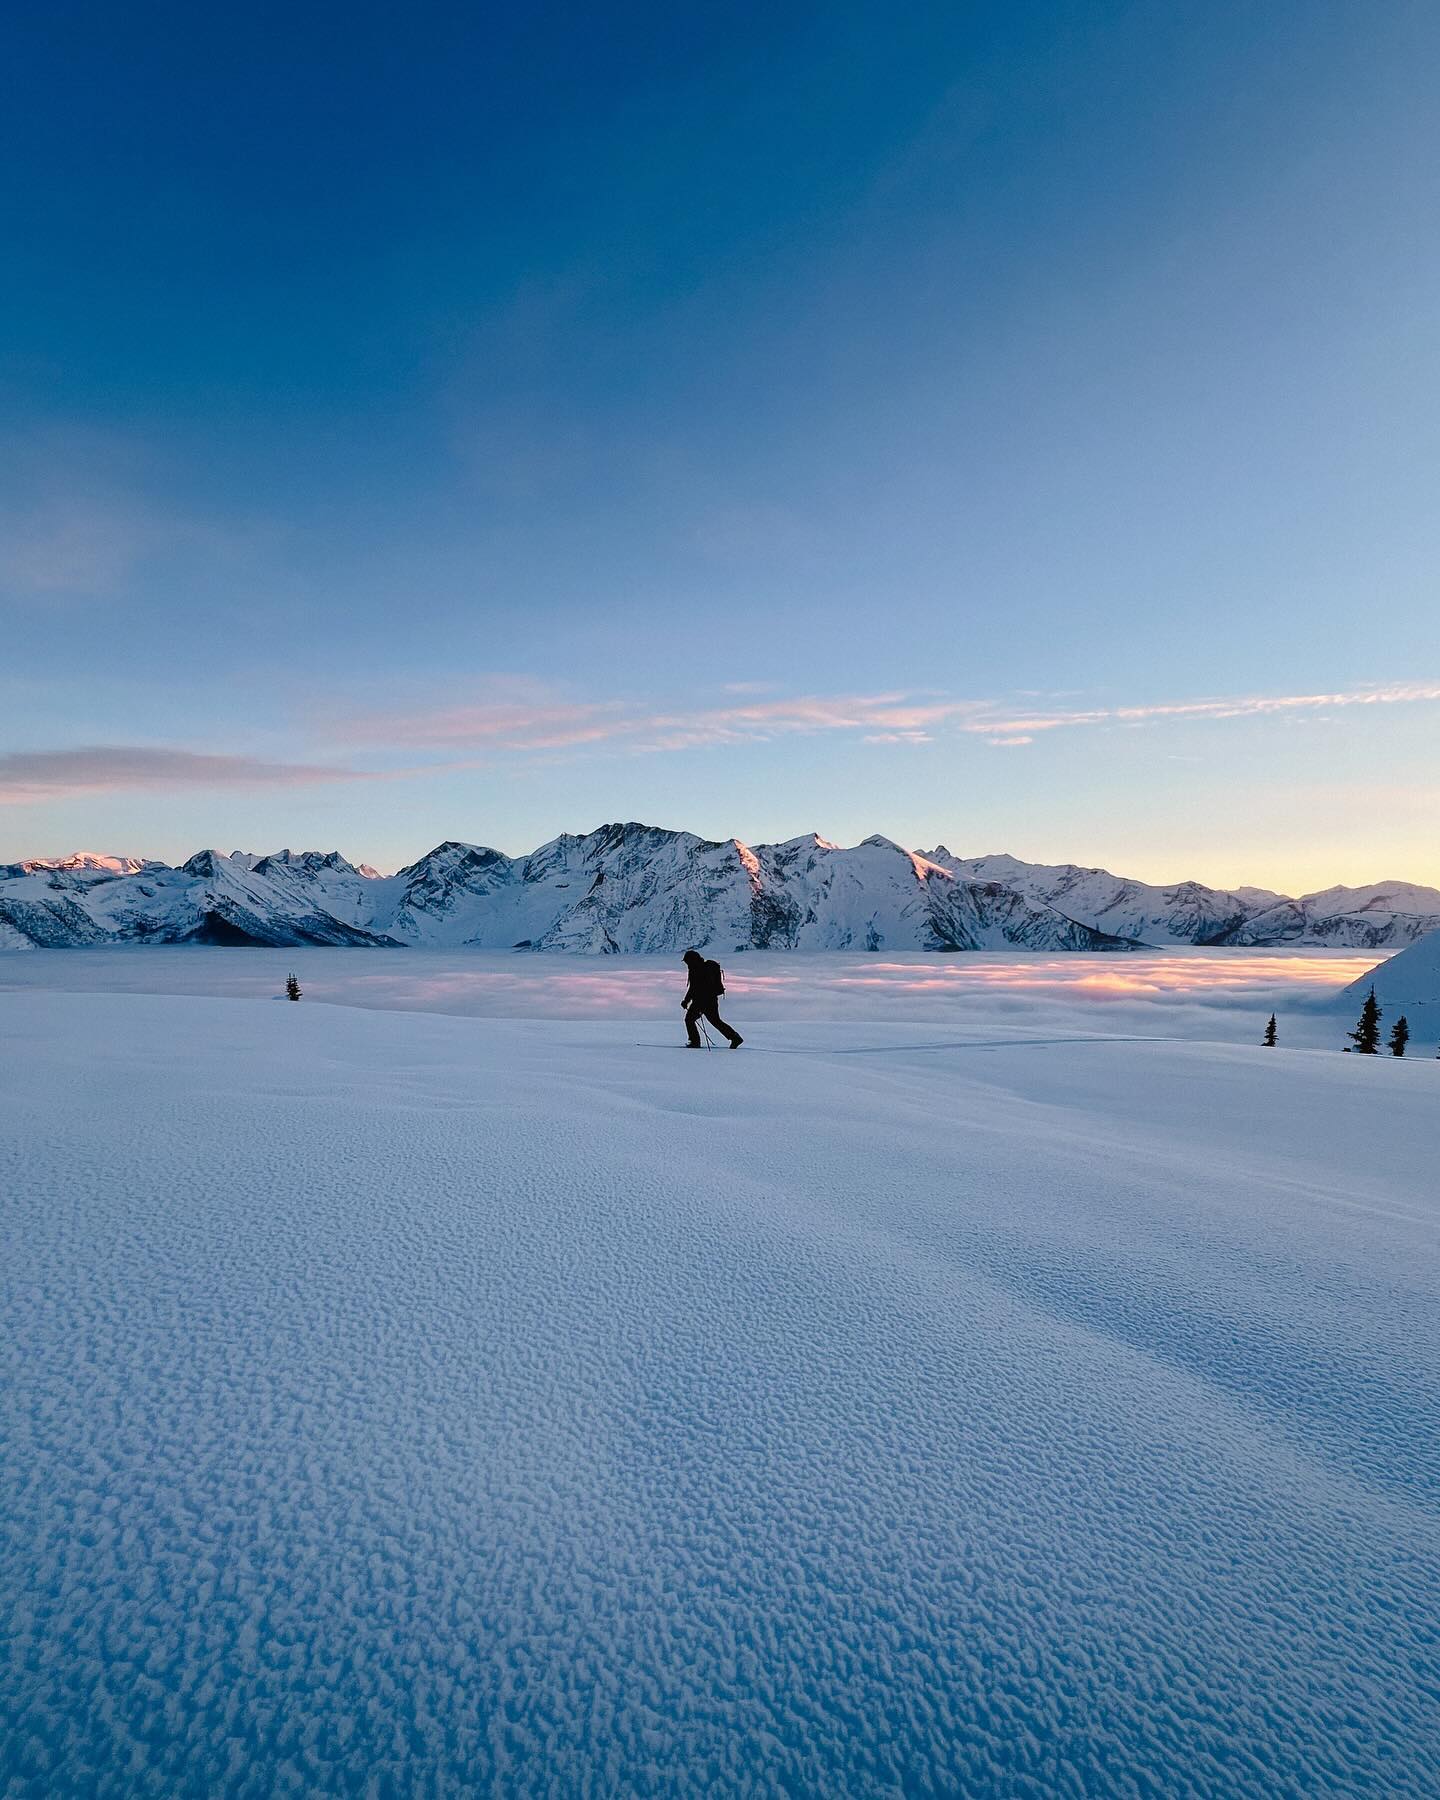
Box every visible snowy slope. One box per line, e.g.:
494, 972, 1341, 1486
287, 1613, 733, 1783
3, 822, 1436, 951
3, 992, 1437, 1795
1340, 926, 1440, 1032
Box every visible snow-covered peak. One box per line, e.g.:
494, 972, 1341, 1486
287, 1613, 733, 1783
21, 852, 156, 875
1299, 880, 1440, 914
179, 849, 267, 876
251, 849, 365, 880
583, 821, 713, 861
395, 840, 510, 881
766, 831, 840, 854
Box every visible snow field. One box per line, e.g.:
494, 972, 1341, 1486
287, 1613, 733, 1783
2, 992, 1438, 1796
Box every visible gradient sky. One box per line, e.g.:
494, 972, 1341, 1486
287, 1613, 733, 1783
4, 0, 1438, 889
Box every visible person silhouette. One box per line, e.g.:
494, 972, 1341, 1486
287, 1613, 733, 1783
681, 949, 743, 1048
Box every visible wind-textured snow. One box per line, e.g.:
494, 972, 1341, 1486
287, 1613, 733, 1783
5, 824, 1438, 950
3, 990, 1438, 1796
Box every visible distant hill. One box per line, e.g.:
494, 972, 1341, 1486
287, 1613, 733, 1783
1339, 928, 1440, 1034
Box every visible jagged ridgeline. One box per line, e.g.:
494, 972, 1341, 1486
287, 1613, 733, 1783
4, 826, 1439, 952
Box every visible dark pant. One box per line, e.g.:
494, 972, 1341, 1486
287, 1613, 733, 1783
686, 1001, 740, 1046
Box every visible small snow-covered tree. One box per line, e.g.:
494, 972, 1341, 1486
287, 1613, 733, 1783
1263, 1014, 1277, 1047
1389, 1014, 1409, 1057
286, 972, 302, 1002
1347, 986, 1381, 1055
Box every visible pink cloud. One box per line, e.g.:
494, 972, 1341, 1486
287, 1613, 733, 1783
0, 746, 377, 805
339, 690, 978, 757
332, 677, 1440, 766
346, 700, 634, 752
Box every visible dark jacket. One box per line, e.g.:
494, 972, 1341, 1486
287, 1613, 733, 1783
682, 953, 724, 1005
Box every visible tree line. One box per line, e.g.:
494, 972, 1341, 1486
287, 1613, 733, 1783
1263, 988, 1421, 1055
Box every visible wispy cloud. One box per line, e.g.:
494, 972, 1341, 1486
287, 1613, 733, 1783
15, 679, 1433, 807
334, 678, 1440, 760
339, 691, 966, 755
964, 680, 1440, 743
0, 747, 375, 806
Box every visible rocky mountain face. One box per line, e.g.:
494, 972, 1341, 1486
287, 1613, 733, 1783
4, 825, 1438, 953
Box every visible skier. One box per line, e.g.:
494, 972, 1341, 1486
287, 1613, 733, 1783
681, 949, 743, 1049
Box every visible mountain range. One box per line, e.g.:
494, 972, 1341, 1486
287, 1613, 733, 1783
4, 825, 1437, 953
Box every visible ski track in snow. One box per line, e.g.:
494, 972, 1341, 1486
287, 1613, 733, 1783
3, 992, 1439, 1797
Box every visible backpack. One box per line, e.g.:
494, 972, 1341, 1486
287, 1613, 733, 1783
704, 958, 725, 996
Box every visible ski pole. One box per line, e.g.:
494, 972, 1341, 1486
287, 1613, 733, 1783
699, 1018, 713, 1049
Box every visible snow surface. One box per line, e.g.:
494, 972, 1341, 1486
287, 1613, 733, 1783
4, 977, 1438, 1795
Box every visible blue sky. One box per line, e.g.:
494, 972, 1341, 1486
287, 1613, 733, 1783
3, 0, 1438, 888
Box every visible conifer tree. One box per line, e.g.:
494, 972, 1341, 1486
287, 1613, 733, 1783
286, 972, 302, 1002
1389, 1014, 1409, 1057
1263, 1014, 1277, 1047
1347, 986, 1381, 1054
